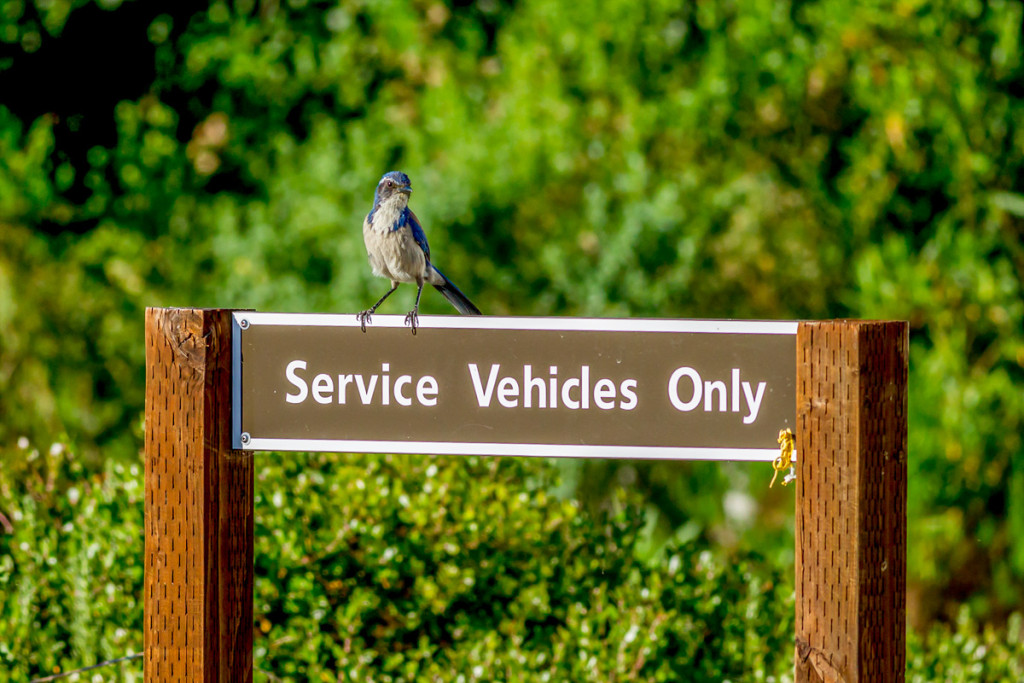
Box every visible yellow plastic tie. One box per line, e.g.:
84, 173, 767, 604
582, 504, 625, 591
770, 428, 796, 488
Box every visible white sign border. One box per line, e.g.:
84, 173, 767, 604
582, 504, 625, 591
244, 438, 785, 462
233, 311, 798, 335
232, 312, 798, 461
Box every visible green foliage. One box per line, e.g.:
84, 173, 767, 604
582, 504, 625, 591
0, 0, 1023, 638
907, 608, 1024, 682
0, 440, 144, 682
6, 440, 1023, 681
0, 1, 135, 50
0, 441, 794, 682
252, 451, 793, 681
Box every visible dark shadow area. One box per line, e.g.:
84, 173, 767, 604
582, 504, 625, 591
0, 1, 206, 229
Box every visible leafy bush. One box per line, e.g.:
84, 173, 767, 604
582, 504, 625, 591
907, 609, 1024, 683
0, 440, 144, 682
4, 439, 1024, 681
252, 451, 793, 681
1, 441, 793, 682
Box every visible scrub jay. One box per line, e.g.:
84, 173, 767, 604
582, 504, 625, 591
358, 171, 481, 333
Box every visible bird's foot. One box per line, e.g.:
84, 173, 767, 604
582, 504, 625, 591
404, 309, 419, 335
356, 310, 373, 332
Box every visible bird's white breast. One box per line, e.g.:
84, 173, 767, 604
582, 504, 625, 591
367, 200, 405, 235
363, 201, 426, 284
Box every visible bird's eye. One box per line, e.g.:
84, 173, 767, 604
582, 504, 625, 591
385, 179, 393, 186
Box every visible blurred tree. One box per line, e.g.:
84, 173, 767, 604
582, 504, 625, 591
1, 0, 1022, 626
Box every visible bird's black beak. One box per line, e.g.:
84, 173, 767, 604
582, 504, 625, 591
399, 185, 412, 195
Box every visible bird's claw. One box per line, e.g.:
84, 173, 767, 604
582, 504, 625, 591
404, 309, 419, 335
357, 310, 372, 332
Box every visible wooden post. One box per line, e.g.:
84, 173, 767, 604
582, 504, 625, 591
795, 320, 908, 683
145, 308, 254, 682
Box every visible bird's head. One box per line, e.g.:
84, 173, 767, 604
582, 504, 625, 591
373, 171, 413, 208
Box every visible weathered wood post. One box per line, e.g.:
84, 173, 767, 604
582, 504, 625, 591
795, 320, 908, 682
145, 308, 254, 682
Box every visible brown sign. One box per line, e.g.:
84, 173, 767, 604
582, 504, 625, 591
232, 314, 796, 460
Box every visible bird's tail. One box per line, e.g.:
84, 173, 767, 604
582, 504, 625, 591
430, 266, 481, 315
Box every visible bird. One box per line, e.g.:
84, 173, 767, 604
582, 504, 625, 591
357, 171, 481, 334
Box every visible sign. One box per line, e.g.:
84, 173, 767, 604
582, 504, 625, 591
232, 313, 796, 460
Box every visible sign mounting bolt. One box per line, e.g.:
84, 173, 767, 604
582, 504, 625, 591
240, 432, 251, 446
239, 318, 250, 330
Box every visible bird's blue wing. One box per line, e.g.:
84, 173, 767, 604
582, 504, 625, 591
406, 209, 431, 261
